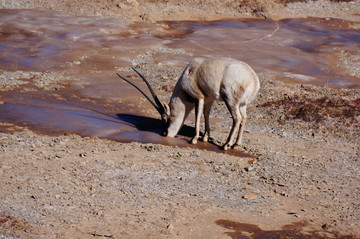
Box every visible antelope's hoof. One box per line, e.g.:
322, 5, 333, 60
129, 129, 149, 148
191, 137, 198, 144
222, 143, 231, 150
202, 135, 208, 142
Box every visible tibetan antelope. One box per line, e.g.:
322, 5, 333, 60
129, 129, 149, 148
117, 57, 260, 150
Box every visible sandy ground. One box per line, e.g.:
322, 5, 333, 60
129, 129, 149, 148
1, 0, 360, 22
1, 0, 360, 238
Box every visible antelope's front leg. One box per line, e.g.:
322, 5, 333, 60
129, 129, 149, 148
191, 99, 204, 144
202, 102, 213, 142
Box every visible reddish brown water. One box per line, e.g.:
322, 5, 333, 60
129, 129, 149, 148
1, 9, 359, 88
0, 9, 359, 154
0, 86, 253, 157
215, 220, 357, 239
160, 18, 360, 88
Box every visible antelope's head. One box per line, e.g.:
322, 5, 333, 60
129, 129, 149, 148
116, 68, 171, 136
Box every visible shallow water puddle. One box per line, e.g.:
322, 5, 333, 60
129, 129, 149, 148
1, 9, 359, 87
215, 220, 356, 239
0, 9, 161, 73
0, 9, 359, 154
0, 86, 252, 157
160, 18, 360, 88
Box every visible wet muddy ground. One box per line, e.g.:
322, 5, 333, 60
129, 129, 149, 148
1, 9, 359, 88
0, 9, 359, 147
1, 2, 360, 239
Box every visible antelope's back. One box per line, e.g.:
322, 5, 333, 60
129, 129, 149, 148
180, 57, 260, 103
222, 58, 260, 105
181, 57, 229, 100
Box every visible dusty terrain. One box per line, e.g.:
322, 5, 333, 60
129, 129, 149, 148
1, 0, 360, 239
1, 0, 360, 22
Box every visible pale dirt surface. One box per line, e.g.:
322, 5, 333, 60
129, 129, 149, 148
1, 0, 360, 239
1, 0, 360, 22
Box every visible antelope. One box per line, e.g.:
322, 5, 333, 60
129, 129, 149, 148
117, 57, 260, 150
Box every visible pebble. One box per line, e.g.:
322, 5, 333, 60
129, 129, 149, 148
242, 193, 257, 199
92, 232, 114, 238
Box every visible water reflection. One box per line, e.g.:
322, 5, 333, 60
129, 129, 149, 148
0, 9, 359, 87
161, 18, 359, 88
0, 88, 253, 157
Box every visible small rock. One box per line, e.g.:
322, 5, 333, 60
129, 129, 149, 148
279, 191, 289, 197
167, 224, 174, 230
92, 231, 114, 238
242, 193, 257, 199
322, 224, 329, 230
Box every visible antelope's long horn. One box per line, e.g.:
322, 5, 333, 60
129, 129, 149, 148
131, 67, 164, 112
116, 73, 163, 114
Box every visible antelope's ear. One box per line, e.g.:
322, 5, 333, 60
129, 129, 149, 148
161, 103, 170, 123
163, 103, 170, 116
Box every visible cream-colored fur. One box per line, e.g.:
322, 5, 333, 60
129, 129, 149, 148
118, 56, 260, 150
165, 57, 260, 150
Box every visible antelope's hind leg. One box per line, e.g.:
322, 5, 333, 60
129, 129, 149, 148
222, 101, 242, 150
233, 106, 247, 148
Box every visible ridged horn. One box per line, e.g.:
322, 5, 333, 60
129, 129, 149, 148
131, 67, 164, 111
116, 71, 164, 115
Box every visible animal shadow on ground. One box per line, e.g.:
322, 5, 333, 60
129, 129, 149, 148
116, 113, 222, 148
117, 113, 194, 137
